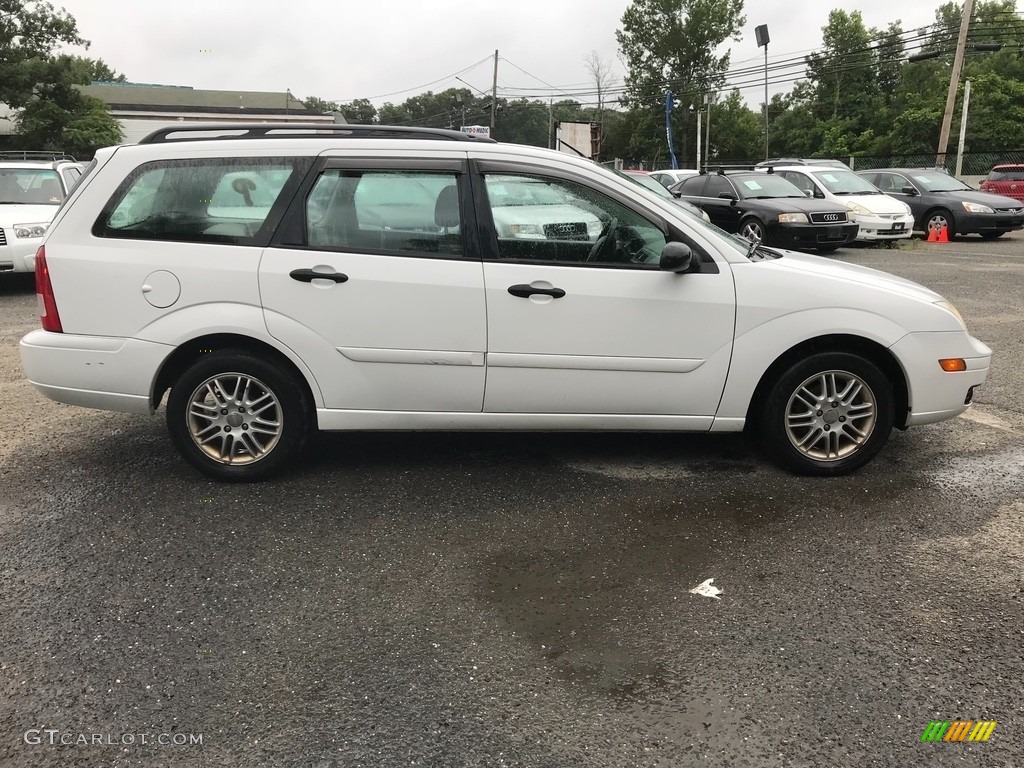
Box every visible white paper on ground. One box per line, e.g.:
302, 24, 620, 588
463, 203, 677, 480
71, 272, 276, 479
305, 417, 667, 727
689, 578, 723, 599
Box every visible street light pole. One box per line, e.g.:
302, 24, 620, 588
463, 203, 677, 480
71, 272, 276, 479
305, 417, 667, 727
755, 24, 770, 161
936, 0, 974, 169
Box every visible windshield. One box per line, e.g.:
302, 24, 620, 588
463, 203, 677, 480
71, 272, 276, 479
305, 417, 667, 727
486, 176, 574, 206
0, 169, 64, 205
734, 174, 806, 199
909, 172, 972, 192
811, 169, 880, 195
616, 171, 672, 198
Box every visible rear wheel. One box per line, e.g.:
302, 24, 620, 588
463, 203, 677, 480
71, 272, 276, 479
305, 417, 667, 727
167, 350, 312, 481
755, 352, 895, 476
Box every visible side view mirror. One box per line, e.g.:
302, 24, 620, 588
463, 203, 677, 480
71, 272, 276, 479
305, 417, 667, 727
717, 192, 736, 200
901, 186, 918, 196
805, 189, 814, 198
659, 241, 694, 273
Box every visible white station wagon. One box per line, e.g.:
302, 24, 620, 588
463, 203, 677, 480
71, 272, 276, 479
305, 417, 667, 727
20, 124, 991, 481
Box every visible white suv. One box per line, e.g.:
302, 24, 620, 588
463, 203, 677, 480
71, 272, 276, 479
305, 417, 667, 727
761, 164, 915, 243
0, 153, 83, 273
20, 124, 991, 481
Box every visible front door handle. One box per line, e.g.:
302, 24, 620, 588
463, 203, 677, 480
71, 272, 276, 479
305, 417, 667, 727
508, 284, 566, 299
290, 268, 348, 283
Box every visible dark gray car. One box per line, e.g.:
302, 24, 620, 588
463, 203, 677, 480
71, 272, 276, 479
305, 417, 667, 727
857, 168, 1024, 239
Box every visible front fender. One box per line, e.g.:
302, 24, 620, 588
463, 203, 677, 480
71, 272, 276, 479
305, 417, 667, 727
716, 307, 908, 421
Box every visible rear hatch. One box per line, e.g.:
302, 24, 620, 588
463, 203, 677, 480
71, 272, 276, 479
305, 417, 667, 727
980, 165, 1024, 201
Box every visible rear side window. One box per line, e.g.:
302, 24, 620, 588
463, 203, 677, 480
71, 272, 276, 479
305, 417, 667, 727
678, 175, 707, 195
94, 158, 300, 243
305, 170, 463, 257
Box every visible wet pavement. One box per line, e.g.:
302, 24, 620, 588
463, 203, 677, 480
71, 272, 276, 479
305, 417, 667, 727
1, 233, 1022, 767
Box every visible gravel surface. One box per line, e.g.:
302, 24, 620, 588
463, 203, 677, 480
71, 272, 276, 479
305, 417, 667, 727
1, 234, 1022, 768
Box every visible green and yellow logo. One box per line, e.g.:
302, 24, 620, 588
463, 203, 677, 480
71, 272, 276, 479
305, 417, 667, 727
920, 720, 997, 742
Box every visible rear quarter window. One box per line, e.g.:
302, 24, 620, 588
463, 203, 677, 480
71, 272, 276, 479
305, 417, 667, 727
987, 167, 1024, 181
93, 158, 305, 244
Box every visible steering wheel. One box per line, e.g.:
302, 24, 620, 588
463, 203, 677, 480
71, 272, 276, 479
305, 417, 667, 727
586, 217, 618, 263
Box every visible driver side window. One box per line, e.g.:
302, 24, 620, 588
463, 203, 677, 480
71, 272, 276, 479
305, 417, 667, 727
482, 173, 667, 266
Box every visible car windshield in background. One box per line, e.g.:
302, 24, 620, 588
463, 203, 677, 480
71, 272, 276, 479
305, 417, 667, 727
618, 172, 672, 198
812, 169, 881, 195
486, 177, 573, 206
735, 174, 805, 199
909, 173, 972, 192
0, 169, 64, 205
988, 167, 1024, 181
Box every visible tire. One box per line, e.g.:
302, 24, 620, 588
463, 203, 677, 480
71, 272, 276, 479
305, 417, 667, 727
166, 350, 312, 481
980, 231, 1004, 240
755, 352, 895, 476
740, 217, 766, 243
924, 208, 956, 238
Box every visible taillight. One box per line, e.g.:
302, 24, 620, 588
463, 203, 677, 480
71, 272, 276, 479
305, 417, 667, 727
35, 246, 63, 333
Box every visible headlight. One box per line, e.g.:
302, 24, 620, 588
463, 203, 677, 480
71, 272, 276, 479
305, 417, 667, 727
507, 223, 545, 238
962, 201, 994, 214
847, 202, 870, 217
902, 203, 913, 216
777, 212, 808, 224
935, 300, 965, 327
14, 223, 48, 238
586, 220, 604, 238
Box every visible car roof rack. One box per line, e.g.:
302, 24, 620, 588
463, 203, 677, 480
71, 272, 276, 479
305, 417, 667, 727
701, 165, 757, 175
137, 123, 497, 145
0, 150, 77, 161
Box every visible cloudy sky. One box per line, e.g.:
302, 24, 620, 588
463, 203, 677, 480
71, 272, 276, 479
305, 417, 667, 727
55, 0, 942, 107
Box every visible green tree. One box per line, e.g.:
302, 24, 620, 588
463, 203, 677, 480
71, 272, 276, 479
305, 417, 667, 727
617, 0, 746, 167
336, 98, 378, 124
706, 90, 760, 160
0, 0, 85, 108
302, 95, 339, 114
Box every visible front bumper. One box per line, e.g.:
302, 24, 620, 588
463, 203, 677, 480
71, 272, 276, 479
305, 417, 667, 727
0, 230, 42, 273
890, 331, 992, 426
854, 213, 915, 241
955, 211, 1024, 235
773, 221, 859, 249
20, 330, 173, 414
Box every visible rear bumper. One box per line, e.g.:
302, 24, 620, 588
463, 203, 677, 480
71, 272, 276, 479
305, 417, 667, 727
890, 331, 992, 426
20, 330, 172, 414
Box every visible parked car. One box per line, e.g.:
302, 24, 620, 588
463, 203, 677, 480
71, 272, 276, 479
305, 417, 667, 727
673, 170, 859, 251
857, 168, 1024, 239
486, 175, 604, 241
617, 170, 711, 222
755, 158, 850, 169
20, 124, 990, 481
760, 164, 914, 243
0, 152, 84, 273
979, 163, 1024, 204
650, 169, 700, 188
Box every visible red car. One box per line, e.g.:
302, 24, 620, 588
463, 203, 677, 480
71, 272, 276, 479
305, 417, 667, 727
980, 164, 1024, 203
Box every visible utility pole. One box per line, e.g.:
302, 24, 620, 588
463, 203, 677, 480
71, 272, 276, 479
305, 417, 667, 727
696, 108, 702, 172
548, 98, 553, 150
490, 49, 499, 137
955, 79, 972, 177
936, 0, 974, 169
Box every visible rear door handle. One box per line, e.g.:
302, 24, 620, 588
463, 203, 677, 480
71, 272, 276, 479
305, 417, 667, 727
290, 268, 348, 283
508, 284, 566, 299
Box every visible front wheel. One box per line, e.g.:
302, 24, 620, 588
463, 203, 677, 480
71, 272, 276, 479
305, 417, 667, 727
924, 209, 956, 238
740, 217, 765, 243
755, 352, 895, 476
167, 350, 312, 481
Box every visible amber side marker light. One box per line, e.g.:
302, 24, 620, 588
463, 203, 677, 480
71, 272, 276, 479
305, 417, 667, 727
939, 358, 967, 372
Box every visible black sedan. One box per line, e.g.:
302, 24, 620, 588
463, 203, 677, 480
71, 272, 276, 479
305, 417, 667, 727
857, 168, 1024, 239
672, 171, 859, 251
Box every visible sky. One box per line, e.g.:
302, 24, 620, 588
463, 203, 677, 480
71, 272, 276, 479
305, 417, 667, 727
52, 0, 944, 108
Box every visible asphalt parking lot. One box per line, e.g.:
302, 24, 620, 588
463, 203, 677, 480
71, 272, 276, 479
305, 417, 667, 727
1, 234, 1022, 768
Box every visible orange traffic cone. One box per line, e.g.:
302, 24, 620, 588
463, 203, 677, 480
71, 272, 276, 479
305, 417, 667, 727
937, 224, 950, 243
927, 225, 938, 242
